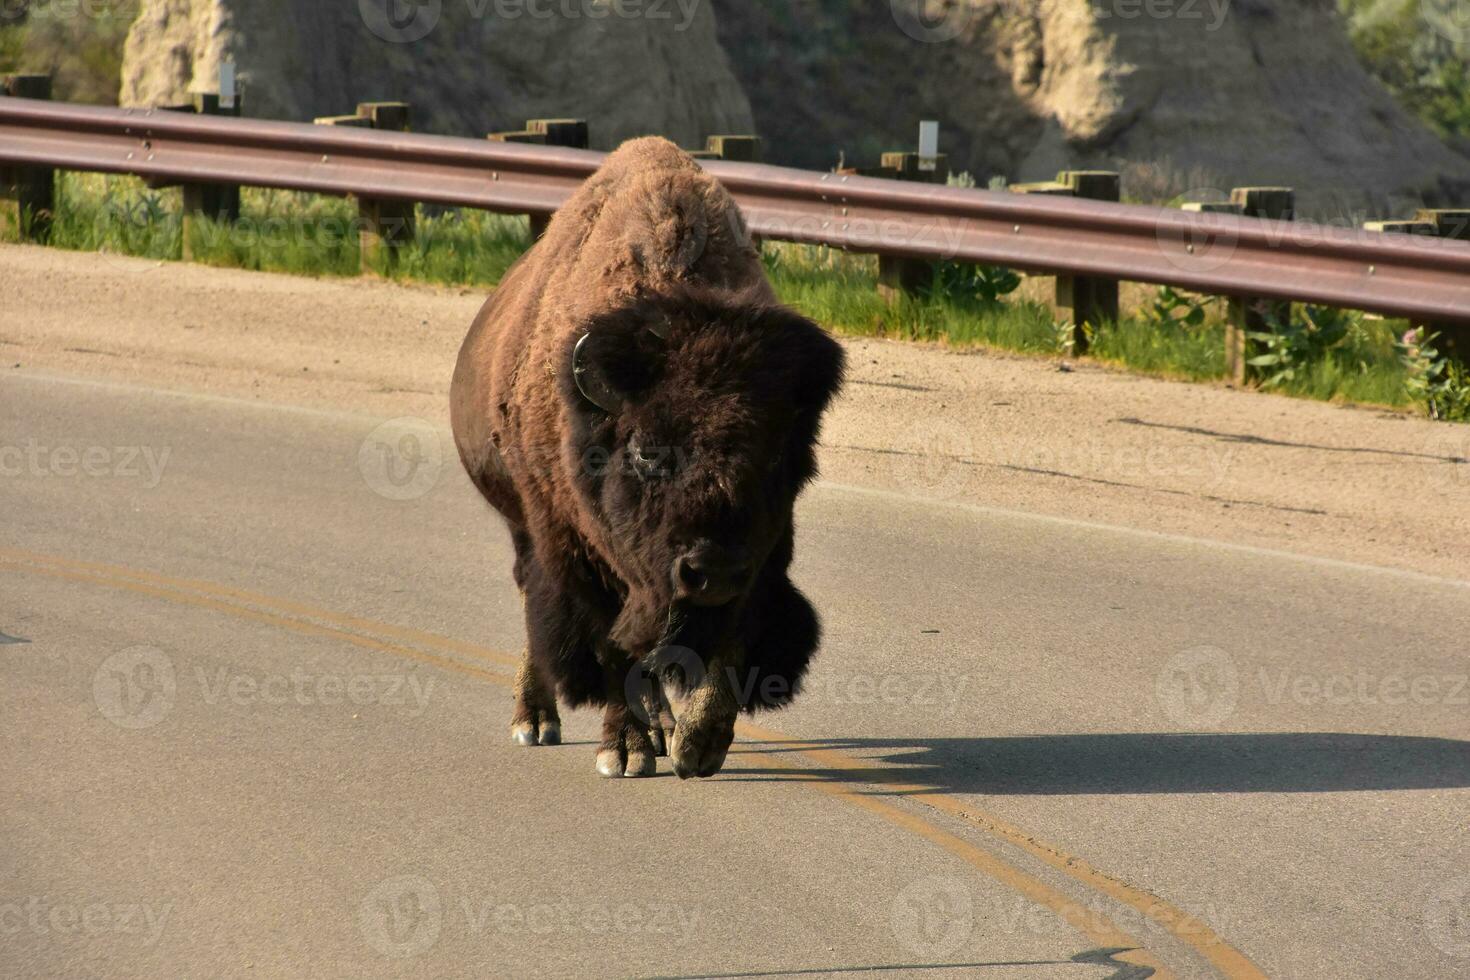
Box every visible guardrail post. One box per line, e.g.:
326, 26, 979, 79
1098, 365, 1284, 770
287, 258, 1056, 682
357, 101, 411, 132
357, 102, 414, 273
705, 136, 762, 163
318, 102, 416, 273
1059, 171, 1119, 351
1011, 171, 1120, 352
0, 73, 54, 242
876, 151, 949, 302
171, 93, 243, 261
1222, 187, 1294, 385
1371, 210, 1470, 364
704, 136, 764, 250
489, 119, 588, 239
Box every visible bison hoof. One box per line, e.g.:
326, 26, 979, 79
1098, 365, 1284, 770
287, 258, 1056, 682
671, 725, 734, 780
511, 719, 562, 747
594, 746, 658, 778
595, 749, 623, 778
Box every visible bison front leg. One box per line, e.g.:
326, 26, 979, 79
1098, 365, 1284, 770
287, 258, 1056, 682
510, 651, 562, 747
594, 662, 659, 778
669, 661, 738, 780
643, 679, 677, 757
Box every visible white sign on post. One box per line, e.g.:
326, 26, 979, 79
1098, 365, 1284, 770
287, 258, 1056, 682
219, 62, 236, 109
918, 120, 939, 172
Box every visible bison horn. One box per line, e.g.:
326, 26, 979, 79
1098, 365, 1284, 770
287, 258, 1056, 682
572, 332, 625, 414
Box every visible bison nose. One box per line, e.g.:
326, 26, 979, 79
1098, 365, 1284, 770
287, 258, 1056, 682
672, 546, 750, 606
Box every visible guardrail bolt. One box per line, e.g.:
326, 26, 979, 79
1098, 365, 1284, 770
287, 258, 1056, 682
175, 92, 244, 262
1224, 187, 1294, 385
490, 119, 588, 240
875, 151, 949, 303
1385, 209, 1470, 365
1011, 171, 1120, 353
1, 73, 55, 243
319, 103, 417, 274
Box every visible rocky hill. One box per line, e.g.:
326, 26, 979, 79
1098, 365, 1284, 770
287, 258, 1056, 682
711, 0, 1470, 218
118, 0, 753, 150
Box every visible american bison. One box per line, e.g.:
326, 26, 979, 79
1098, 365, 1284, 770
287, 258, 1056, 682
450, 137, 845, 778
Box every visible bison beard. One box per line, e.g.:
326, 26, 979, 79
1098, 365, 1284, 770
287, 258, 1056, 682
450, 136, 844, 779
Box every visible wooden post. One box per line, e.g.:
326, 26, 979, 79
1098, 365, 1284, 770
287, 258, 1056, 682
357, 101, 411, 132
703, 136, 764, 250
1373, 210, 1470, 364
1224, 187, 1294, 385
1057, 171, 1119, 350
527, 118, 588, 148
490, 118, 588, 239
876, 151, 949, 302
0, 74, 54, 242
705, 135, 762, 163
1417, 208, 1470, 242
1010, 170, 1120, 352
318, 103, 415, 273
179, 93, 243, 261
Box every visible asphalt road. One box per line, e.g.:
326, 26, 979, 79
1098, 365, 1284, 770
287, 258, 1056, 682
3, 369, 1469, 980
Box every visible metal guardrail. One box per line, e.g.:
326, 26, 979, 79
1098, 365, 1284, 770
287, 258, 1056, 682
3, 96, 1470, 326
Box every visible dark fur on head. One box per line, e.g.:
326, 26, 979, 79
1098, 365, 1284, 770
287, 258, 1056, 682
558, 283, 843, 705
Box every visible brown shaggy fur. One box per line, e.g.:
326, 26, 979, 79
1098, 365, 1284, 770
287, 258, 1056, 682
450, 137, 845, 779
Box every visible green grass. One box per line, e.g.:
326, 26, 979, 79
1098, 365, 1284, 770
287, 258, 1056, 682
762, 245, 1061, 352
7, 172, 1450, 417
37, 173, 532, 283
1089, 309, 1228, 381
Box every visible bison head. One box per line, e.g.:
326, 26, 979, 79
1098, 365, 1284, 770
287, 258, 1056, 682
559, 284, 845, 777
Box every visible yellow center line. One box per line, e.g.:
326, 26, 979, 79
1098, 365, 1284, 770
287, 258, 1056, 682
2, 546, 1270, 978
734, 724, 1265, 980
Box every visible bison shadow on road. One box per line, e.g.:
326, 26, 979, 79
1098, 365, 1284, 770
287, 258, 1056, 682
726, 732, 1470, 794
